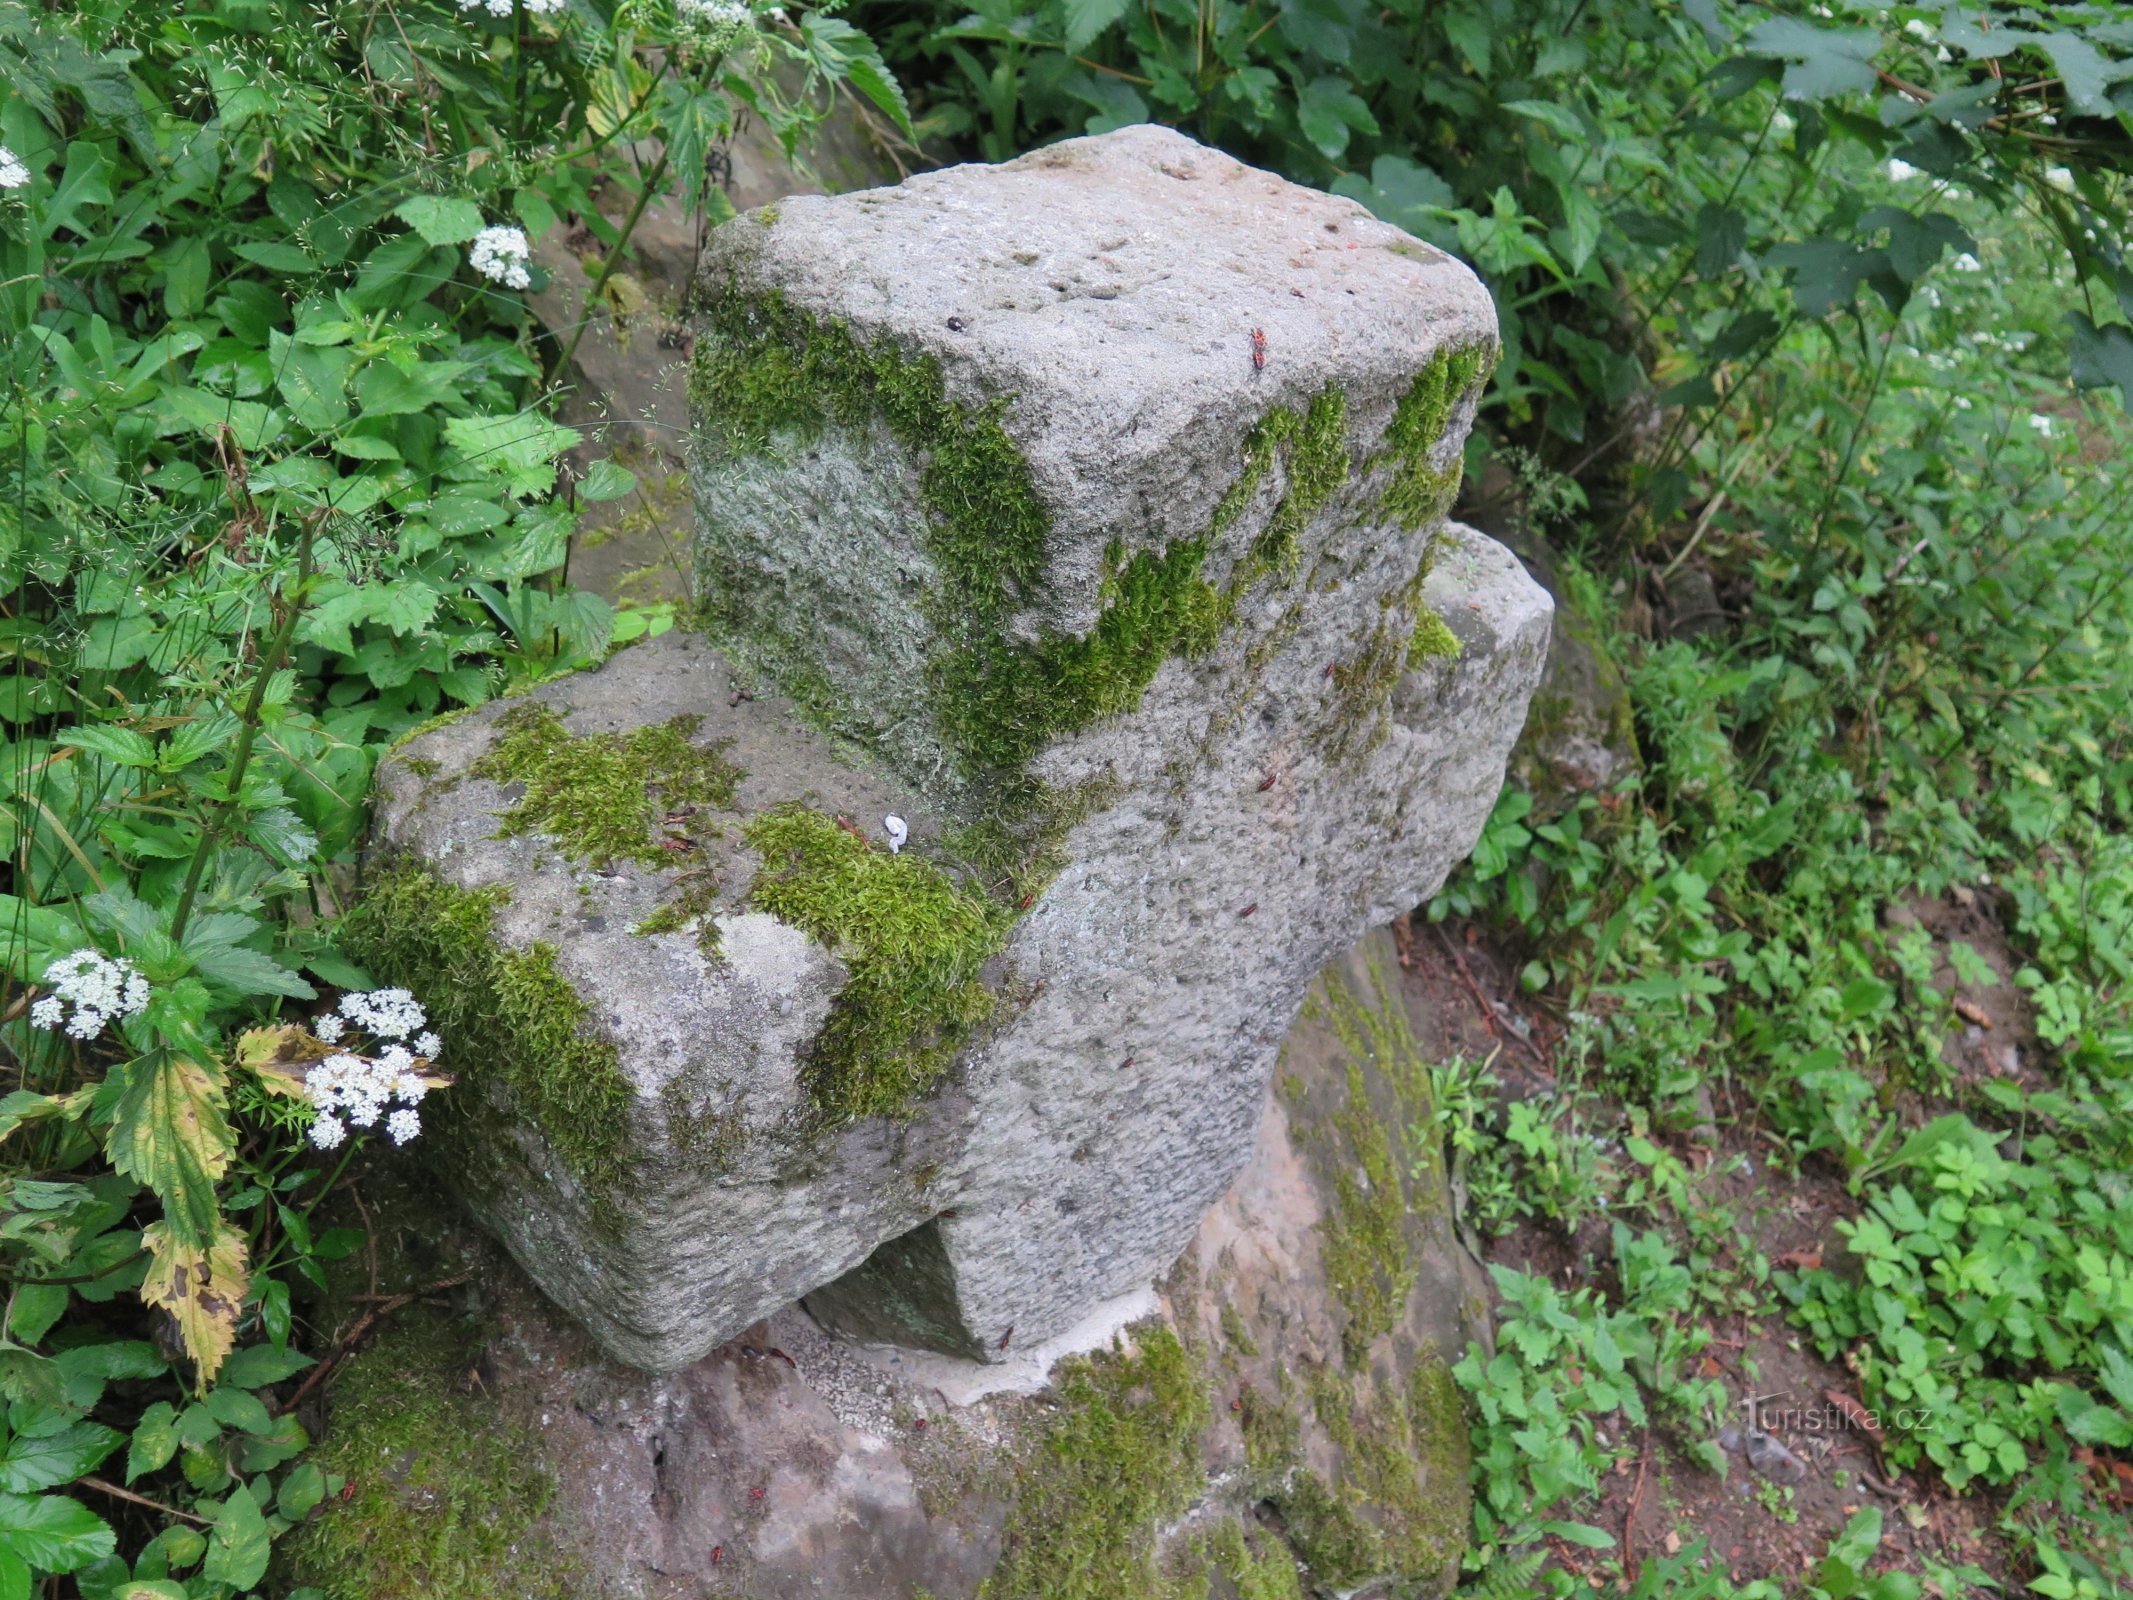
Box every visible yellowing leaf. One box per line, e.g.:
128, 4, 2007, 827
233, 1024, 332, 1099
141, 1221, 249, 1392
108, 1054, 233, 1246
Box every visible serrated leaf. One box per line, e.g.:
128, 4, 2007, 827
0, 1423, 122, 1493
108, 1054, 232, 1246
577, 458, 637, 502
2070, 311, 2133, 408
141, 1221, 249, 1392
0, 1492, 115, 1573
1063, 0, 1130, 50
233, 1024, 333, 1100
59, 725, 157, 769
443, 414, 581, 497
201, 1482, 269, 1590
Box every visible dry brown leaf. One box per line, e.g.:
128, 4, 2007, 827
1952, 997, 1993, 1028
1776, 1249, 1823, 1271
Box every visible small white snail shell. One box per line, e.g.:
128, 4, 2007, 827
883, 815, 909, 854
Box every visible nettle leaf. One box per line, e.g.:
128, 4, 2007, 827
393, 194, 487, 247
0, 1492, 115, 1573
108, 1052, 234, 1246
59, 725, 156, 769
126, 1402, 179, 1482
2030, 31, 2121, 116
140, 1220, 249, 1391
220, 1344, 313, 1391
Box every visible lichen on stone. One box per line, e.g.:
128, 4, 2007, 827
342, 864, 636, 1201
742, 803, 1008, 1123
470, 699, 742, 870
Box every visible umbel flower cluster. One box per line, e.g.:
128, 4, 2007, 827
30, 949, 151, 1040
0, 146, 28, 190
469, 224, 534, 290
304, 988, 443, 1151
457, 0, 565, 14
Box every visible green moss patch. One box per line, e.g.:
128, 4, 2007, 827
343, 864, 635, 1200
980, 1324, 1212, 1600
742, 804, 1008, 1122
1410, 606, 1463, 663
278, 1308, 566, 1600
470, 699, 742, 869
1372, 342, 1495, 531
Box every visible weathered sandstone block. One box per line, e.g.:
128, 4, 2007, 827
364, 125, 1550, 1371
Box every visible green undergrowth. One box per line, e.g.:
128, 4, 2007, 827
741, 804, 1008, 1122
470, 699, 743, 868
343, 864, 636, 1201
278, 1306, 565, 1600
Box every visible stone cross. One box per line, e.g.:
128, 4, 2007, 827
368, 125, 1550, 1371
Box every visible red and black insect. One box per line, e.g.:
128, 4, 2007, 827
998, 1325, 1015, 1351
1257, 770, 1277, 792
1239, 902, 1259, 919
1250, 328, 1268, 370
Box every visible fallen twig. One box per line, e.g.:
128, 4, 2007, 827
80, 1475, 209, 1525
1433, 923, 1547, 1067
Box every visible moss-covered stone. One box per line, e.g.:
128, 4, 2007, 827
980, 1324, 1212, 1600
742, 804, 1009, 1122
278, 1307, 568, 1600
692, 289, 1489, 807
342, 864, 636, 1201
471, 700, 742, 870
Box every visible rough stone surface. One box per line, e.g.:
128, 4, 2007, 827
369, 125, 1549, 1373
413, 926, 1478, 1599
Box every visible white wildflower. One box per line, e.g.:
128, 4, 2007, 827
1886, 159, 1923, 182
467, 225, 533, 290
0, 146, 27, 190
2029, 414, 2055, 437
1903, 18, 1930, 37
1953, 252, 1982, 273
1935, 45, 1952, 63
2045, 167, 2074, 191
677, 0, 754, 24
1954, 396, 1973, 410
883, 814, 909, 854
457, 0, 565, 14
300, 992, 439, 1150
31, 949, 151, 1040
339, 987, 427, 1040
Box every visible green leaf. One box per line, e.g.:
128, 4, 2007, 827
277, 1462, 327, 1520
577, 459, 637, 503
5, 1284, 66, 1347
269, 330, 351, 434
799, 15, 915, 139
0, 1423, 122, 1493
1443, 10, 1491, 74
0, 1492, 116, 1573
201, 1483, 269, 1590
1062, 0, 1130, 52
443, 414, 581, 497
1539, 1519, 1617, 1549
2070, 312, 2133, 408
394, 194, 487, 247
1296, 77, 1380, 160
59, 725, 157, 769
126, 1403, 179, 1482
202, 1388, 275, 1436
220, 1345, 312, 1391
1501, 99, 1583, 141
1745, 17, 1880, 99
107, 1053, 234, 1247
74, 615, 159, 673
